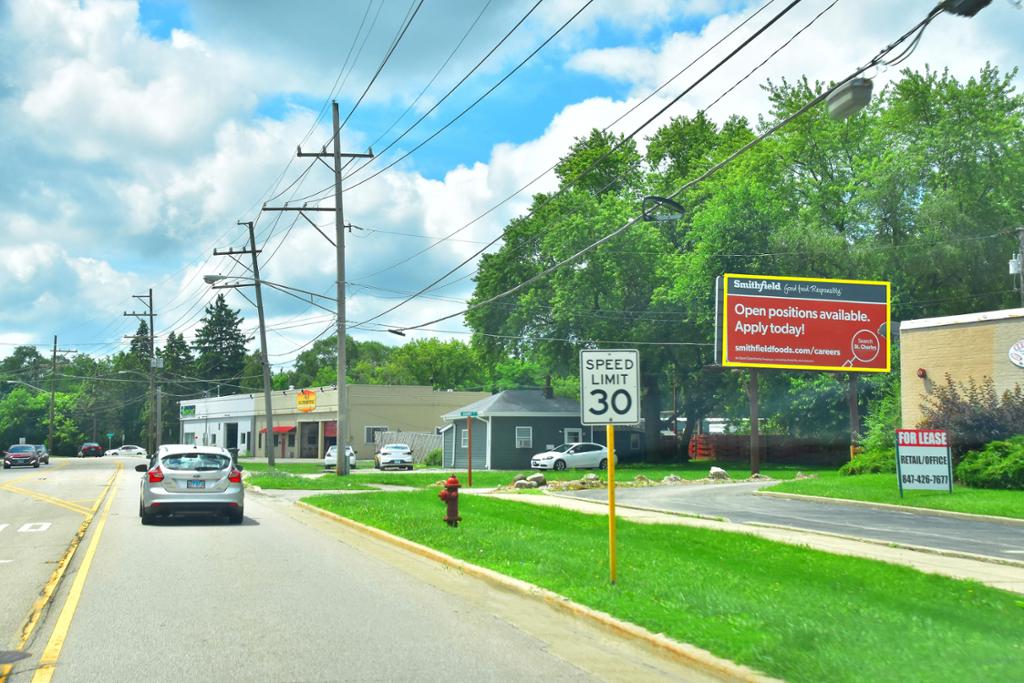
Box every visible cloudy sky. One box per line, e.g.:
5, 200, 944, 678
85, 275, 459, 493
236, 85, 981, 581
1, 0, 1021, 370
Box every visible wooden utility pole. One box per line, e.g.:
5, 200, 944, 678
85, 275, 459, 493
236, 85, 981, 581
264, 101, 373, 475
124, 290, 156, 453
48, 336, 75, 456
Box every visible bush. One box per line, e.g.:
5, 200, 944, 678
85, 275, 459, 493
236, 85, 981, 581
840, 448, 896, 475
955, 436, 1024, 490
919, 375, 1024, 462
423, 448, 442, 467
840, 377, 899, 476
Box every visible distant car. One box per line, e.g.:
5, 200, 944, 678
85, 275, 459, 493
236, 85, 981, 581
31, 444, 50, 465
78, 442, 104, 457
109, 444, 147, 458
136, 444, 244, 525
324, 445, 356, 469
531, 442, 613, 471
375, 443, 413, 470
4, 444, 40, 469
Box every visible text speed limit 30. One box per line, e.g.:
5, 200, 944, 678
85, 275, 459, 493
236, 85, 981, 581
580, 349, 640, 425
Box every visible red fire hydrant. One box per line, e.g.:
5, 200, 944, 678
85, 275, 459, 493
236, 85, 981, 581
438, 475, 461, 527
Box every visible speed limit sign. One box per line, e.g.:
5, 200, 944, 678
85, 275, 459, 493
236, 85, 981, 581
580, 349, 640, 425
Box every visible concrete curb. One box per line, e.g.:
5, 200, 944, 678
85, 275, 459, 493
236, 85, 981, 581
294, 500, 779, 683
757, 489, 1024, 527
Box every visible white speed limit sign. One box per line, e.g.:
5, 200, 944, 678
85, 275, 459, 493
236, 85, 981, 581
580, 349, 640, 425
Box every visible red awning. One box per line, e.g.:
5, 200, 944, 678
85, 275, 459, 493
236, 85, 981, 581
259, 425, 296, 434
323, 421, 337, 438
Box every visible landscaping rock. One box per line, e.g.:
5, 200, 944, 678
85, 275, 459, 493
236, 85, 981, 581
749, 473, 768, 480
708, 466, 730, 481
526, 473, 546, 486
662, 474, 683, 484
632, 474, 654, 486
795, 471, 817, 480
512, 474, 526, 483
513, 479, 538, 489
582, 473, 600, 482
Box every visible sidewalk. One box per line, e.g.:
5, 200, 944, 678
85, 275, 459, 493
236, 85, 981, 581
471, 490, 1024, 595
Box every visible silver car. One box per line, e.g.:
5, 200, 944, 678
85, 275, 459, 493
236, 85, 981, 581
136, 444, 244, 524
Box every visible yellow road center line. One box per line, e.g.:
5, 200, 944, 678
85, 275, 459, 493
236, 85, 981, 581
0, 465, 119, 683
29, 463, 121, 683
0, 485, 89, 515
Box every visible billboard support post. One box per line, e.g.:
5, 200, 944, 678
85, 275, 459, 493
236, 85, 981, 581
848, 373, 860, 461
747, 368, 760, 475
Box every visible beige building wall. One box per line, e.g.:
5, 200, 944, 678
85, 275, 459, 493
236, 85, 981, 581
252, 384, 490, 459
900, 308, 1024, 427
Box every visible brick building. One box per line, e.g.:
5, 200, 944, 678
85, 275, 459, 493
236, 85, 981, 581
899, 308, 1024, 427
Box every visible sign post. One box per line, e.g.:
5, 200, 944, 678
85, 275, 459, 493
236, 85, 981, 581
106, 432, 114, 451
459, 411, 478, 487
580, 349, 640, 585
895, 429, 953, 496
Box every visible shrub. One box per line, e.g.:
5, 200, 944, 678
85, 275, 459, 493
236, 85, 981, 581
841, 377, 899, 476
423, 448, 442, 467
918, 375, 1024, 462
955, 436, 1024, 490
840, 448, 896, 475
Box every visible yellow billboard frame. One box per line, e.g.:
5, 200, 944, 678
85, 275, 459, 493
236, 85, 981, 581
721, 273, 891, 373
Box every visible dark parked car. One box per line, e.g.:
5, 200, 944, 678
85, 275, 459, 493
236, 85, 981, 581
78, 442, 104, 457
32, 444, 50, 465
4, 444, 40, 469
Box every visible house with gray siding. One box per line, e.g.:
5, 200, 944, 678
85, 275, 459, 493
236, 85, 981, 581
440, 389, 646, 470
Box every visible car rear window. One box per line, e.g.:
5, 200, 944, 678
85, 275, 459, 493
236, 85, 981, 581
160, 453, 232, 471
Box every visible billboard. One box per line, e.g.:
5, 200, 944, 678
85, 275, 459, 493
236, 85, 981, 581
717, 273, 890, 372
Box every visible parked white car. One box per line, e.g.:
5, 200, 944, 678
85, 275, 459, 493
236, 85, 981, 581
375, 443, 413, 470
109, 444, 147, 458
324, 444, 356, 469
530, 442, 613, 471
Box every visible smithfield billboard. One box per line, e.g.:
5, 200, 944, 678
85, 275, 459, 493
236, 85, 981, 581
717, 274, 890, 373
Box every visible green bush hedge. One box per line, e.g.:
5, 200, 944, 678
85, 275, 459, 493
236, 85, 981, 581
840, 448, 896, 475
423, 448, 442, 467
955, 436, 1024, 490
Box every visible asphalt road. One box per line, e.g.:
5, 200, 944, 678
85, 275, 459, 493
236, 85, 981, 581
1, 457, 720, 683
565, 480, 1024, 561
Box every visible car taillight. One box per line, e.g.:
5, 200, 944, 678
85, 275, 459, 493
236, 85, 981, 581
228, 469, 242, 483
147, 467, 164, 483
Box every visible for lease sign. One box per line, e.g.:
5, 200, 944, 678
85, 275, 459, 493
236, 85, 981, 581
719, 274, 890, 372
896, 429, 953, 493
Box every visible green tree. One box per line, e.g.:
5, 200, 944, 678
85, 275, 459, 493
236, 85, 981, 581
192, 294, 251, 383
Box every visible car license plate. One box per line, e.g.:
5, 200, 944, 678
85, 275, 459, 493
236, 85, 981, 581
186, 480, 205, 489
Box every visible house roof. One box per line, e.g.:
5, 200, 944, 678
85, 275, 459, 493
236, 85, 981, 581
443, 389, 580, 420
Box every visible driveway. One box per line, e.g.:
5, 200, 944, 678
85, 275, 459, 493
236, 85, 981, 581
564, 481, 1024, 562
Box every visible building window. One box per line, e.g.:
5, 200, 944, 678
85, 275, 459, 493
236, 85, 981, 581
564, 428, 582, 443
515, 426, 532, 449
461, 429, 469, 448
210, 434, 217, 445
273, 434, 280, 447
240, 433, 246, 445
365, 426, 388, 445
288, 432, 296, 447
184, 432, 195, 444
258, 433, 262, 449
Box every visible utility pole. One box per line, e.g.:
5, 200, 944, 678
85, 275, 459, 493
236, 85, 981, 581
124, 289, 156, 454
264, 100, 373, 475
213, 223, 276, 466
48, 336, 76, 456
1017, 227, 1024, 308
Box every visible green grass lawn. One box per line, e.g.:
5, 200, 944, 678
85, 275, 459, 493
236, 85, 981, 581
246, 471, 376, 490
349, 461, 828, 489
304, 490, 1023, 683
767, 472, 1024, 520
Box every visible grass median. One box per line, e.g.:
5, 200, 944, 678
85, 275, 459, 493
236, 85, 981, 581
305, 489, 1023, 682
246, 471, 376, 490
766, 472, 1024, 520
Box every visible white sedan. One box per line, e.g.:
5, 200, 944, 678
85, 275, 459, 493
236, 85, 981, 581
109, 444, 148, 458
375, 443, 413, 470
324, 445, 356, 469
531, 442, 614, 471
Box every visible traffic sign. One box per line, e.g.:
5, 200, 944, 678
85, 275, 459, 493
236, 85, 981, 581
580, 349, 640, 425
106, 432, 114, 439
459, 411, 478, 417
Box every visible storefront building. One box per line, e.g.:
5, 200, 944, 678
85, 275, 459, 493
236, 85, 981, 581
179, 384, 491, 459
900, 307, 1024, 427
